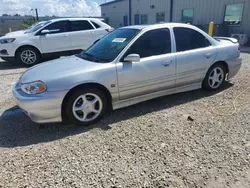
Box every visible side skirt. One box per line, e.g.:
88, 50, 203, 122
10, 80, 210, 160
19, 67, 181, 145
112, 82, 202, 110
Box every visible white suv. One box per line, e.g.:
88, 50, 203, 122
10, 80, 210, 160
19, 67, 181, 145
0, 18, 113, 66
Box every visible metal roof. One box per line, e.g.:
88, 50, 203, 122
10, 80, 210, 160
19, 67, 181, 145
100, 0, 126, 6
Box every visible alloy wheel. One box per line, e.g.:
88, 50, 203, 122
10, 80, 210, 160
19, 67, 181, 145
208, 67, 224, 89
72, 93, 103, 122
20, 50, 37, 65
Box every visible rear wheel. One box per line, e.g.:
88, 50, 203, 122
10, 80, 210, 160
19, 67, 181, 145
16, 47, 41, 66
64, 88, 108, 125
203, 64, 226, 90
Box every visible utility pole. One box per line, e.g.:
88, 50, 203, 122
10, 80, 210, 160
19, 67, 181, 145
35, 8, 39, 21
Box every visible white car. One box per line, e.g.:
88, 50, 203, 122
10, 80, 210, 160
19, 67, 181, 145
0, 18, 113, 66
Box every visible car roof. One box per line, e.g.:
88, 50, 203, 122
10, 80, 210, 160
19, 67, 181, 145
121, 23, 198, 30
49, 18, 103, 22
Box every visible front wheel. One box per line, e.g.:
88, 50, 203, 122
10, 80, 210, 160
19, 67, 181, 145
203, 64, 226, 90
16, 47, 41, 66
64, 88, 108, 125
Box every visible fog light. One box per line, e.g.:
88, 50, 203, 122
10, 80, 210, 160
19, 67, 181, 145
0, 49, 8, 55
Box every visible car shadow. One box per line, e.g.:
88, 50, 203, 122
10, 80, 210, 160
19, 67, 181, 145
0, 57, 61, 70
0, 60, 25, 70
0, 82, 233, 148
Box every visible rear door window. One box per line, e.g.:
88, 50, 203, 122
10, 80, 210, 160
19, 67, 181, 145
70, 20, 94, 31
174, 27, 211, 52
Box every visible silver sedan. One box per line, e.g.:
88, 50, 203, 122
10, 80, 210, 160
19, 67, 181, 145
13, 23, 242, 125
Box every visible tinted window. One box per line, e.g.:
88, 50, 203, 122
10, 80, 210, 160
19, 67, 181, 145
224, 4, 244, 25
70, 20, 94, 31
41, 21, 68, 34
174, 27, 211, 52
126, 29, 171, 58
91, 21, 101, 28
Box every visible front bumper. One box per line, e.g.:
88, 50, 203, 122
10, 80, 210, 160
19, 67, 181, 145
227, 57, 242, 80
0, 43, 18, 57
12, 82, 69, 123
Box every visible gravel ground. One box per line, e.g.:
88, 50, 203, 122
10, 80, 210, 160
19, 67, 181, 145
0, 54, 250, 188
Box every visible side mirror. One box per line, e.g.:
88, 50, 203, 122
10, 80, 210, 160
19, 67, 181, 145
124, 54, 140, 62
41, 29, 50, 35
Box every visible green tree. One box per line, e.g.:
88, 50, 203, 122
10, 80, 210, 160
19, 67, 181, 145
19, 19, 38, 30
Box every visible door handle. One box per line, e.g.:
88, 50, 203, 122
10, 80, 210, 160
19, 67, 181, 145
162, 61, 172, 67
204, 53, 212, 58
63, 34, 69, 37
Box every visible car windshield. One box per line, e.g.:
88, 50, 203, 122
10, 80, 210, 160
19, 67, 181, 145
77, 29, 140, 63
25, 21, 51, 33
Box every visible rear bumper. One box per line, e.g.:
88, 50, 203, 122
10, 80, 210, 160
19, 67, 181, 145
12, 82, 68, 123
228, 57, 242, 80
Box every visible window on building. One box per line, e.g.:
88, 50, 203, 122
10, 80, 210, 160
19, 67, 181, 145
126, 28, 171, 58
70, 20, 94, 31
156, 12, 165, 23
182, 9, 194, 24
173, 27, 211, 52
224, 4, 244, 25
141, 14, 148, 24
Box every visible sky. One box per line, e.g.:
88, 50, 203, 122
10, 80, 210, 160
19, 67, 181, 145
0, 0, 112, 17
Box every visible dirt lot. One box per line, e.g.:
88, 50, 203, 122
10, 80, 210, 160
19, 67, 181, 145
0, 54, 250, 188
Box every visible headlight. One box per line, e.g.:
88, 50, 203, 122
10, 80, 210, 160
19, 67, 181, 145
21, 81, 47, 94
0, 38, 15, 44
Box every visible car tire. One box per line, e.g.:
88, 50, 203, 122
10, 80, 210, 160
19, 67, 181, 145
64, 88, 108, 126
203, 63, 227, 90
16, 47, 41, 66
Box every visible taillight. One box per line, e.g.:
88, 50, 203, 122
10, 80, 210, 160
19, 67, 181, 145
238, 44, 241, 51
105, 28, 114, 33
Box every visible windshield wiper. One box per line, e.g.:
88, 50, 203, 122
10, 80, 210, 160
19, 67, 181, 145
80, 53, 100, 62
77, 52, 110, 63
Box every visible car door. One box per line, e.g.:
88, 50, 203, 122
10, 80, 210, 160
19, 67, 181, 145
116, 28, 176, 100
37, 20, 71, 53
173, 27, 217, 87
69, 20, 96, 50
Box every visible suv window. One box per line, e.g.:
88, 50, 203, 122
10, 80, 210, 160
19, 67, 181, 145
126, 28, 171, 58
70, 20, 94, 31
174, 27, 211, 52
90, 21, 101, 28
39, 21, 68, 34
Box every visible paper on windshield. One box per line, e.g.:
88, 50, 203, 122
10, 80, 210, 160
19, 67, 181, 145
112, 38, 126, 43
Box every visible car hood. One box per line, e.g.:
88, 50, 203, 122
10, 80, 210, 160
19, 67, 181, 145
3, 30, 27, 37
20, 56, 99, 84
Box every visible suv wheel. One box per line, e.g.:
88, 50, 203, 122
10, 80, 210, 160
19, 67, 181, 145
64, 88, 108, 125
17, 47, 41, 66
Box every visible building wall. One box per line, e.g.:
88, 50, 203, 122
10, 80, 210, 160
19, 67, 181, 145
131, 0, 171, 25
101, 0, 129, 28
172, 0, 250, 36
101, 0, 250, 36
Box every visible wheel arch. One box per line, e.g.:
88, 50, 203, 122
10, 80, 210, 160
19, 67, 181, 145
61, 83, 113, 123
15, 45, 41, 58
209, 61, 229, 74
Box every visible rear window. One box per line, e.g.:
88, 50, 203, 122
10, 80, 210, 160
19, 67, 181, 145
70, 20, 94, 31
91, 21, 101, 28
